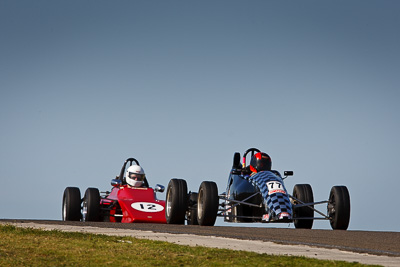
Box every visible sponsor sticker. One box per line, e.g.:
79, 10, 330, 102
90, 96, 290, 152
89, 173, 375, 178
131, 202, 164, 213
269, 189, 286, 194
266, 181, 286, 195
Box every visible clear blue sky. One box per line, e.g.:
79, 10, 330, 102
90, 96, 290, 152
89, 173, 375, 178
1, 1, 399, 231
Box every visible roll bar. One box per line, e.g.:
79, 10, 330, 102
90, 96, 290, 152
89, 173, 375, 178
118, 158, 140, 181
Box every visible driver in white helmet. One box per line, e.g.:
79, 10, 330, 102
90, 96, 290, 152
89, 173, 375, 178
125, 165, 146, 188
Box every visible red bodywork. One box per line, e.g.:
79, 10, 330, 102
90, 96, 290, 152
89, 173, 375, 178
100, 185, 166, 223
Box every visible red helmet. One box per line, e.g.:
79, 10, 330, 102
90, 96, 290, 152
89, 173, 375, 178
250, 152, 272, 173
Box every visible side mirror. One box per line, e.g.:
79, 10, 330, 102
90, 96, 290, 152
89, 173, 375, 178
111, 179, 122, 187
154, 184, 165, 193
284, 171, 294, 176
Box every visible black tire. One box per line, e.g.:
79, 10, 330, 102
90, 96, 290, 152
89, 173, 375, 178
186, 192, 199, 225
328, 186, 350, 230
82, 188, 100, 222
197, 181, 219, 226
166, 179, 188, 224
62, 187, 81, 221
292, 184, 314, 229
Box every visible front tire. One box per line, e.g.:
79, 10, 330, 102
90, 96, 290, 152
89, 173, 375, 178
328, 186, 350, 230
82, 188, 100, 222
292, 184, 314, 229
197, 181, 219, 226
166, 179, 188, 224
62, 187, 81, 221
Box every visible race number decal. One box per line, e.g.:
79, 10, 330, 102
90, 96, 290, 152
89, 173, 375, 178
131, 202, 164, 212
266, 181, 286, 195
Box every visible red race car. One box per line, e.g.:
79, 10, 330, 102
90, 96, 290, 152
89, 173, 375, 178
62, 158, 166, 223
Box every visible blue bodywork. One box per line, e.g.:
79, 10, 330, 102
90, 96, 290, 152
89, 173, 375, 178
224, 167, 293, 222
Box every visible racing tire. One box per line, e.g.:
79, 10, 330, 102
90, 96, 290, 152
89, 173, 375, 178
292, 184, 314, 229
166, 178, 188, 224
197, 181, 219, 226
186, 192, 199, 225
62, 187, 81, 221
82, 187, 101, 222
328, 186, 350, 230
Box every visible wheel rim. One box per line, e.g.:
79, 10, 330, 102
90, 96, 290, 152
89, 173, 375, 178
166, 187, 172, 217
82, 200, 88, 221
328, 193, 336, 220
198, 188, 204, 220
62, 197, 67, 221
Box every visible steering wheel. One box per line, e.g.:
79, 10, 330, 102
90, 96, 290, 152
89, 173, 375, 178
242, 148, 261, 167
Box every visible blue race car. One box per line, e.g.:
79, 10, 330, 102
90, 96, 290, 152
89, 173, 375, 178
165, 148, 351, 230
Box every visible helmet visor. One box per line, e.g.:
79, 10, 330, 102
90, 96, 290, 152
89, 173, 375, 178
256, 157, 271, 171
128, 173, 145, 181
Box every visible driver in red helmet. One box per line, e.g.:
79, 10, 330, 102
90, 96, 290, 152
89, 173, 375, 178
249, 152, 272, 174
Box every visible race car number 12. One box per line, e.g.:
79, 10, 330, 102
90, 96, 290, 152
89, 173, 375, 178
131, 202, 164, 212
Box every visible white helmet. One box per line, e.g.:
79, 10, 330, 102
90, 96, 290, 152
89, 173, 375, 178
125, 165, 146, 187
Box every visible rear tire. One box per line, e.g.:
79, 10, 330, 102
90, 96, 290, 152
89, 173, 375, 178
197, 181, 219, 226
328, 186, 350, 230
166, 179, 188, 224
292, 184, 314, 229
82, 188, 100, 222
62, 187, 81, 221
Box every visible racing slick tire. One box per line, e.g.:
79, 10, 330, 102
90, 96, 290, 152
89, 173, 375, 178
197, 181, 219, 226
62, 187, 81, 221
166, 178, 188, 224
186, 192, 199, 225
292, 184, 314, 229
328, 186, 350, 230
82, 187, 101, 222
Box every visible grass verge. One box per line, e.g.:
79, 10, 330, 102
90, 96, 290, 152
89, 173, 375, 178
0, 224, 377, 266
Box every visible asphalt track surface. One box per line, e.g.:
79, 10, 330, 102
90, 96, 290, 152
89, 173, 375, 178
2, 219, 399, 258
